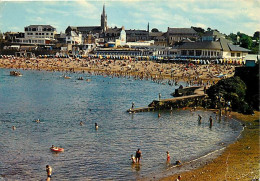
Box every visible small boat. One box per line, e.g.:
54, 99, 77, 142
50, 146, 64, 152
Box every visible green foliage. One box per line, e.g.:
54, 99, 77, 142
240, 34, 253, 49
206, 76, 253, 114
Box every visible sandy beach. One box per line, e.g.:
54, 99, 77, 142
0, 57, 258, 180
0, 57, 236, 84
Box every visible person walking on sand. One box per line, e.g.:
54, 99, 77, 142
46, 165, 52, 181
135, 149, 142, 163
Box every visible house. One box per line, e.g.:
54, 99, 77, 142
66, 31, 83, 45
149, 32, 167, 47
125, 29, 149, 42
19, 25, 56, 45
166, 27, 198, 46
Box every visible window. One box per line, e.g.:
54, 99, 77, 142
46, 33, 49, 35
237, 53, 240, 57
36, 33, 38, 35
51, 33, 53, 35
231, 53, 235, 57
196, 50, 202, 56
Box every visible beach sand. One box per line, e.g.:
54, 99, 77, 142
0, 57, 236, 83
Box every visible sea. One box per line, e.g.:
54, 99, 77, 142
0, 68, 242, 180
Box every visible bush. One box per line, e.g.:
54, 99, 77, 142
207, 76, 254, 114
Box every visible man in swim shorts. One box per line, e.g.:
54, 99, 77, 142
135, 149, 142, 163
46, 165, 52, 180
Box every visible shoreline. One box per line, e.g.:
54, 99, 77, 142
157, 111, 259, 181
140, 113, 246, 181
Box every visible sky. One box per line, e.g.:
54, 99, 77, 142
0, 0, 259, 36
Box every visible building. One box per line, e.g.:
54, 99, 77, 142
125, 29, 149, 42
104, 27, 122, 42
166, 27, 198, 46
149, 32, 167, 47
3, 32, 25, 43
202, 30, 226, 42
66, 31, 83, 45
176, 37, 250, 60
19, 25, 56, 44
101, 4, 108, 32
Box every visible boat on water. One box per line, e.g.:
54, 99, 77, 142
50, 146, 64, 152
10, 71, 22, 76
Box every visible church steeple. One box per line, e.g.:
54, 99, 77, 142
101, 4, 107, 32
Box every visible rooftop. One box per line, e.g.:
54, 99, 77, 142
167, 28, 197, 34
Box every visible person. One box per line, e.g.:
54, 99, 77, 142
135, 149, 142, 163
131, 102, 135, 109
80, 121, 83, 126
159, 93, 161, 101
12, 126, 16, 130
166, 151, 170, 162
175, 175, 181, 181
46, 165, 52, 181
95, 123, 98, 130
209, 116, 213, 128
198, 114, 202, 124
131, 154, 136, 164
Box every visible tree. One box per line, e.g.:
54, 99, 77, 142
240, 34, 253, 49
207, 76, 253, 114
151, 28, 159, 32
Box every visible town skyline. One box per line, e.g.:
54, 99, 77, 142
0, 0, 259, 36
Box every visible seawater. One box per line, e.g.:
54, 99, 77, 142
0, 68, 242, 180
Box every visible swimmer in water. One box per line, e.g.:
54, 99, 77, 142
198, 114, 202, 124
135, 149, 142, 163
131, 154, 136, 164
166, 151, 170, 162
46, 165, 52, 181
95, 123, 98, 130
80, 121, 83, 126
12, 126, 16, 130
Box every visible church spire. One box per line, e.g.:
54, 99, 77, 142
101, 4, 107, 32
102, 4, 105, 16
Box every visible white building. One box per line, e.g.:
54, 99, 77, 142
66, 31, 83, 45
19, 25, 56, 45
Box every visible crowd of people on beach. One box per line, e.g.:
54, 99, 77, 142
0, 56, 237, 87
